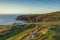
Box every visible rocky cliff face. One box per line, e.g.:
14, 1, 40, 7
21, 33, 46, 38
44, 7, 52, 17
16, 11, 60, 23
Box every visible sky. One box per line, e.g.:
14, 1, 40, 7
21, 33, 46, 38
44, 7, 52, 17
0, 0, 60, 14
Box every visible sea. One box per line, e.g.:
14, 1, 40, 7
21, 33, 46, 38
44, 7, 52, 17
0, 14, 25, 25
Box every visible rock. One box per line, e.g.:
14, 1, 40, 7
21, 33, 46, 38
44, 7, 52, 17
16, 11, 60, 23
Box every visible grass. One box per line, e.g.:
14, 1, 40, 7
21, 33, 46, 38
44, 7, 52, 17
0, 24, 35, 40
7, 25, 35, 40
0, 21, 60, 40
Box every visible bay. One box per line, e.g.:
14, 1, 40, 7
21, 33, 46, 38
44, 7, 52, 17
0, 14, 25, 25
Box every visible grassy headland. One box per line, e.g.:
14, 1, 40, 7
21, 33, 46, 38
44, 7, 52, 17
0, 11, 60, 40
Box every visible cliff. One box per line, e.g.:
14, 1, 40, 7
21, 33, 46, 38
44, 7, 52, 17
16, 11, 60, 23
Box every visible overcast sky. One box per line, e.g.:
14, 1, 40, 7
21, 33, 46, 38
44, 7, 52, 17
0, 0, 60, 14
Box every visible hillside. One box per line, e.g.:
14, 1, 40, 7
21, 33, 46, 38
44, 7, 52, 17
16, 11, 60, 23
0, 11, 60, 40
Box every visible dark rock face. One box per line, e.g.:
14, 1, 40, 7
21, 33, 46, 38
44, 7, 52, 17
16, 11, 60, 23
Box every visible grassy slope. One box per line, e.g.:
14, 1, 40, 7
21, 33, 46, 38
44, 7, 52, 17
0, 22, 60, 40
0, 11, 60, 40
5, 21, 60, 40
0, 24, 35, 40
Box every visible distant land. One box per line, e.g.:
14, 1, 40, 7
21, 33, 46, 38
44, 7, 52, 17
16, 11, 60, 23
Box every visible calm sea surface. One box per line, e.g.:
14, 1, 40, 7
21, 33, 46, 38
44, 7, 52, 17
0, 14, 25, 25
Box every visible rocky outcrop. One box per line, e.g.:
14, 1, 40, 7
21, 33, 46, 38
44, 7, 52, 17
16, 11, 60, 23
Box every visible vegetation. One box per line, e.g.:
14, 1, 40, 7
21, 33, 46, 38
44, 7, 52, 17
0, 11, 60, 40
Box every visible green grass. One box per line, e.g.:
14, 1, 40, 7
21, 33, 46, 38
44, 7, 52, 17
0, 21, 60, 40
0, 24, 35, 40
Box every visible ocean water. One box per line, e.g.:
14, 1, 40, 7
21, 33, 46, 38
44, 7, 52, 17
0, 14, 25, 25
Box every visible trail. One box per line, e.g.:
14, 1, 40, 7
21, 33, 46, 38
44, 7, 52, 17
22, 24, 51, 40
22, 24, 41, 40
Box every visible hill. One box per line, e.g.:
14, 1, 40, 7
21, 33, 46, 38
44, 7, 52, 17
0, 11, 60, 40
16, 11, 60, 23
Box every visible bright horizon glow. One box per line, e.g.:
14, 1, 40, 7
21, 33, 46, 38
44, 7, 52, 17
0, 0, 60, 14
